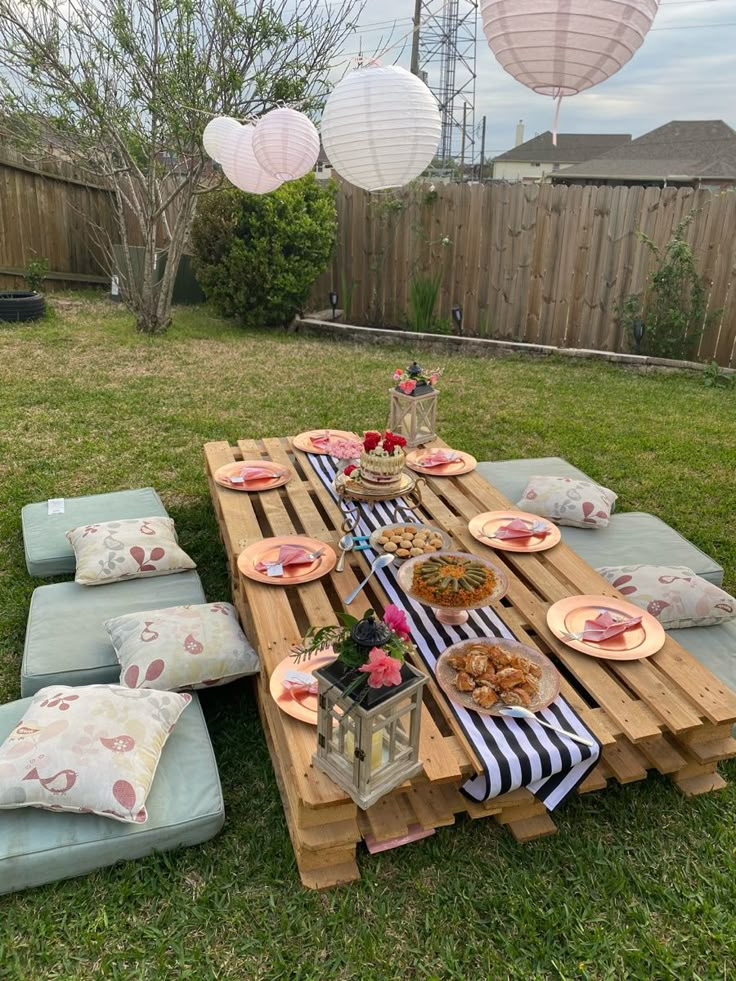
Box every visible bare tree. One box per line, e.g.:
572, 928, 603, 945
0, 0, 364, 333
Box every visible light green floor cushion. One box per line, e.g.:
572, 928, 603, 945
476, 457, 614, 510
22, 487, 169, 578
22, 572, 207, 696
0, 692, 224, 895
561, 513, 724, 587
667, 620, 736, 693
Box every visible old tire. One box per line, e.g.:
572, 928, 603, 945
0, 291, 46, 322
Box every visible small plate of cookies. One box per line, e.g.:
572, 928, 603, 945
435, 637, 560, 716
369, 523, 453, 563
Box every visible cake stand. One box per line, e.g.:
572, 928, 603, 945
334, 470, 426, 532
396, 550, 509, 625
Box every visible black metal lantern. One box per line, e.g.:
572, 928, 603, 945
350, 614, 392, 660
452, 305, 463, 335
633, 319, 646, 354
329, 290, 339, 320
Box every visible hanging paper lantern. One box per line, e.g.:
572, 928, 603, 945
202, 116, 241, 163
218, 125, 283, 195
480, 0, 660, 141
252, 108, 320, 182
320, 65, 441, 192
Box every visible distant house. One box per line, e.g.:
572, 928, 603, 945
314, 143, 334, 181
550, 120, 736, 189
492, 125, 632, 183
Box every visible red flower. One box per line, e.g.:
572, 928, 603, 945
383, 438, 396, 454
343, 464, 357, 476
392, 434, 407, 448
358, 647, 403, 688
363, 431, 381, 451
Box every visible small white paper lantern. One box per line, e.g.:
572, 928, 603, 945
252, 108, 320, 181
202, 116, 241, 163
321, 65, 441, 192
218, 125, 282, 195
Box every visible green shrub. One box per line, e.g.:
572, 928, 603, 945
24, 255, 48, 293
191, 175, 337, 328
407, 273, 442, 332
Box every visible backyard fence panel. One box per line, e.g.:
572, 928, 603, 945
311, 181, 736, 365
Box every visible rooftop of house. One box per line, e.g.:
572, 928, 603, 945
555, 120, 736, 181
493, 131, 632, 165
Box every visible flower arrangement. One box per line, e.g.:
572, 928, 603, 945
342, 431, 407, 481
292, 606, 412, 689
393, 361, 442, 396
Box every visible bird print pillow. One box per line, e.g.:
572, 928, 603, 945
66, 516, 196, 586
105, 602, 260, 691
0, 685, 190, 823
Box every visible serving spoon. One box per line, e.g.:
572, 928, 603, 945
497, 705, 596, 748
336, 533, 354, 573
345, 554, 395, 605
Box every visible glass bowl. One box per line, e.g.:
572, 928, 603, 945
396, 550, 509, 625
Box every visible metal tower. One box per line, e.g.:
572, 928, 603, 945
416, 1, 478, 171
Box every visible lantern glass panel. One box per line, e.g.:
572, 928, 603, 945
388, 389, 438, 447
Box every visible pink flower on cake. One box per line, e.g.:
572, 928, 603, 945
358, 647, 403, 688
383, 604, 410, 638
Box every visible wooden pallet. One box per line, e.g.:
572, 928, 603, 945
205, 436, 736, 889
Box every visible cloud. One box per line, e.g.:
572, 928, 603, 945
341, 0, 736, 157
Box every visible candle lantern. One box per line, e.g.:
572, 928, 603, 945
388, 361, 440, 447
312, 614, 427, 809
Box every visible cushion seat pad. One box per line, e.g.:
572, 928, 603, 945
667, 620, 736, 693
22, 487, 169, 578
560, 513, 724, 586
22, 571, 207, 696
0, 693, 224, 895
475, 458, 608, 511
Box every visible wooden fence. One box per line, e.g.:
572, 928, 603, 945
313, 182, 736, 366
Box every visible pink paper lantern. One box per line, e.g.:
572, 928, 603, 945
480, 1, 660, 138
219, 125, 282, 195
252, 108, 320, 182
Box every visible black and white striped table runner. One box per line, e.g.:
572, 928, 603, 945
307, 453, 601, 809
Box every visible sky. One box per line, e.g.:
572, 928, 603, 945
334, 0, 736, 158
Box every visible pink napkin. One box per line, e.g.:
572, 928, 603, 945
418, 449, 461, 468
493, 518, 551, 541
282, 670, 318, 697
230, 466, 276, 483
582, 611, 642, 643
310, 431, 331, 449
255, 545, 315, 573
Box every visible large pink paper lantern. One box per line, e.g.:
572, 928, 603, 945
480, 1, 659, 138
252, 108, 320, 182
219, 125, 282, 195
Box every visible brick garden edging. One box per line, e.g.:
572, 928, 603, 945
295, 317, 736, 377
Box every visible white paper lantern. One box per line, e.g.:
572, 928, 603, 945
218, 125, 283, 195
202, 116, 241, 163
321, 65, 441, 192
252, 108, 320, 181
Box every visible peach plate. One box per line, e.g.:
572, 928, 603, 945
468, 510, 561, 553
214, 459, 292, 492
269, 651, 337, 725
436, 637, 560, 716
547, 594, 665, 661
238, 535, 336, 586
405, 448, 477, 476
292, 429, 361, 455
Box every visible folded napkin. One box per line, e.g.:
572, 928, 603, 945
255, 544, 316, 573
418, 449, 461, 468
491, 517, 551, 541
310, 431, 332, 449
582, 610, 642, 643
230, 465, 276, 484
281, 670, 319, 698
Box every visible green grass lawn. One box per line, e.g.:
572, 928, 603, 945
1, 296, 735, 979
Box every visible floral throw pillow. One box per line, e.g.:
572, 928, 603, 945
515, 476, 617, 529
66, 516, 196, 585
106, 602, 260, 691
597, 565, 736, 629
0, 685, 190, 824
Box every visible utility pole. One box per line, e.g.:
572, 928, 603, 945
479, 114, 486, 182
459, 101, 468, 181
410, 0, 422, 76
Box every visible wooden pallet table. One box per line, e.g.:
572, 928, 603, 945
205, 436, 736, 889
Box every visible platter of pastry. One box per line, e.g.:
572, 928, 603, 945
369, 523, 452, 563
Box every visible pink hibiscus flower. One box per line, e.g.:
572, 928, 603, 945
358, 647, 403, 688
399, 379, 417, 395
383, 604, 410, 638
